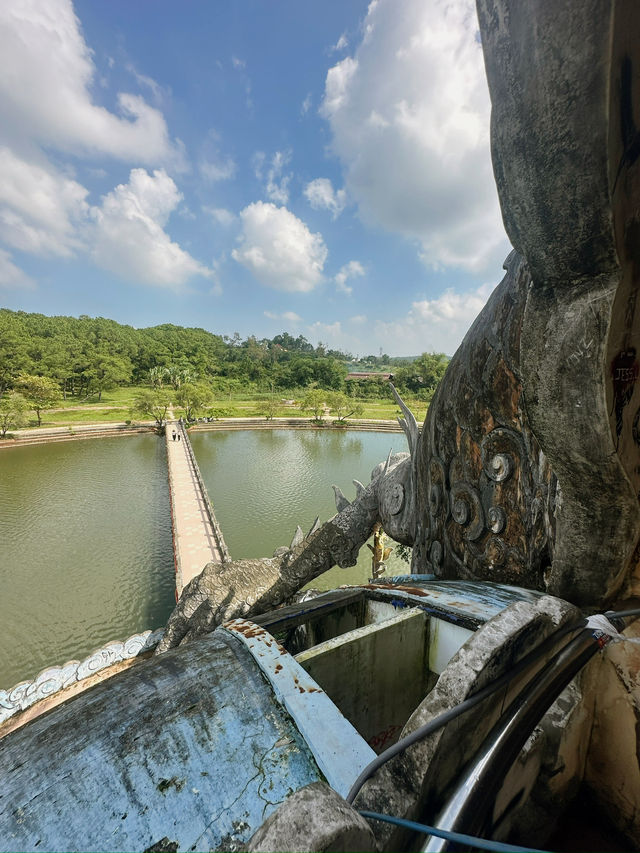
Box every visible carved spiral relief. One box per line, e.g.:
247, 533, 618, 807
449, 482, 485, 541
452, 497, 470, 525
487, 453, 513, 482
481, 427, 525, 484
488, 506, 507, 534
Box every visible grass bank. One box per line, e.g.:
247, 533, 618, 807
17, 385, 428, 429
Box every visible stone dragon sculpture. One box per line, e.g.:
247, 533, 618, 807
159, 0, 640, 654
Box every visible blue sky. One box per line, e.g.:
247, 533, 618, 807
0, 0, 510, 356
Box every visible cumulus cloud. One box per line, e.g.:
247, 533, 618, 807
321, 0, 508, 272
89, 168, 212, 288
374, 282, 497, 355
304, 178, 346, 219
0, 0, 179, 164
334, 260, 364, 294
0, 147, 89, 257
232, 202, 327, 293
264, 310, 303, 324
0, 249, 35, 290
203, 206, 236, 226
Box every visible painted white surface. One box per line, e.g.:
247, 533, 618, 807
429, 617, 474, 675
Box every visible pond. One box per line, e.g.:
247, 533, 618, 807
190, 428, 410, 591
0, 436, 175, 691
0, 428, 410, 690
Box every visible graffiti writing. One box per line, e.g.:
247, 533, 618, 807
611, 348, 639, 447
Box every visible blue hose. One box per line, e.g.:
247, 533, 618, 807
359, 810, 548, 853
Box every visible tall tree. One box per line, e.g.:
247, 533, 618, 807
131, 389, 172, 433
18, 375, 62, 426
0, 392, 29, 436
175, 382, 214, 421
327, 391, 364, 422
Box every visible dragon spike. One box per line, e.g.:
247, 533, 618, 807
389, 381, 419, 458
307, 516, 321, 538
382, 447, 393, 479
332, 484, 351, 512
353, 479, 366, 498
290, 525, 304, 550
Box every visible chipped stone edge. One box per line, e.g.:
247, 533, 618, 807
0, 628, 164, 725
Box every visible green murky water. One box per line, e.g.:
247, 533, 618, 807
0, 429, 409, 690
190, 429, 410, 591
0, 436, 175, 690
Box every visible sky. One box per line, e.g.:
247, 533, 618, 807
0, 0, 512, 357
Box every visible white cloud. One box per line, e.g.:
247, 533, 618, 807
232, 56, 246, 69
232, 201, 327, 293
321, 0, 508, 272
254, 150, 293, 205
331, 33, 349, 53
309, 320, 342, 339
90, 168, 212, 288
301, 93, 312, 116
125, 63, 167, 105
350, 314, 367, 325
0, 147, 89, 257
304, 178, 347, 219
264, 310, 303, 324
374, 282, 497, 355
334, 260, 364, 294
0, 249, 35, 290
203, 206, 236, 226
0, 0, 179, 164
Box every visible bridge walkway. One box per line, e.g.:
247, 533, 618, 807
165, 420, 230, 598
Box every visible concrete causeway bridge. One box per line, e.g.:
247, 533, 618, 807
165, 420, 230, 598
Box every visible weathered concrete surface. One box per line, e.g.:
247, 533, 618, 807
0, 631, 324, 852
247, 782, 376, 853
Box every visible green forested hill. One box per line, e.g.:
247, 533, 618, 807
0, 308, 448, 402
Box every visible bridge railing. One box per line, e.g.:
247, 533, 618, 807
177, 420, 231, 563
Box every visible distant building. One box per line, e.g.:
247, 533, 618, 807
345, 371, 394, 381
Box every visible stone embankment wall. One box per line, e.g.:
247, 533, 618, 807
189, 417, 403, 434
0, 422, 155, 449
0, 418, 403, 451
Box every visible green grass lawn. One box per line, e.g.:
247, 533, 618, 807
20, 385, 429, 429
35, 408, 134, 427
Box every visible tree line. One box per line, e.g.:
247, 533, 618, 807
0, 308, 449, 433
